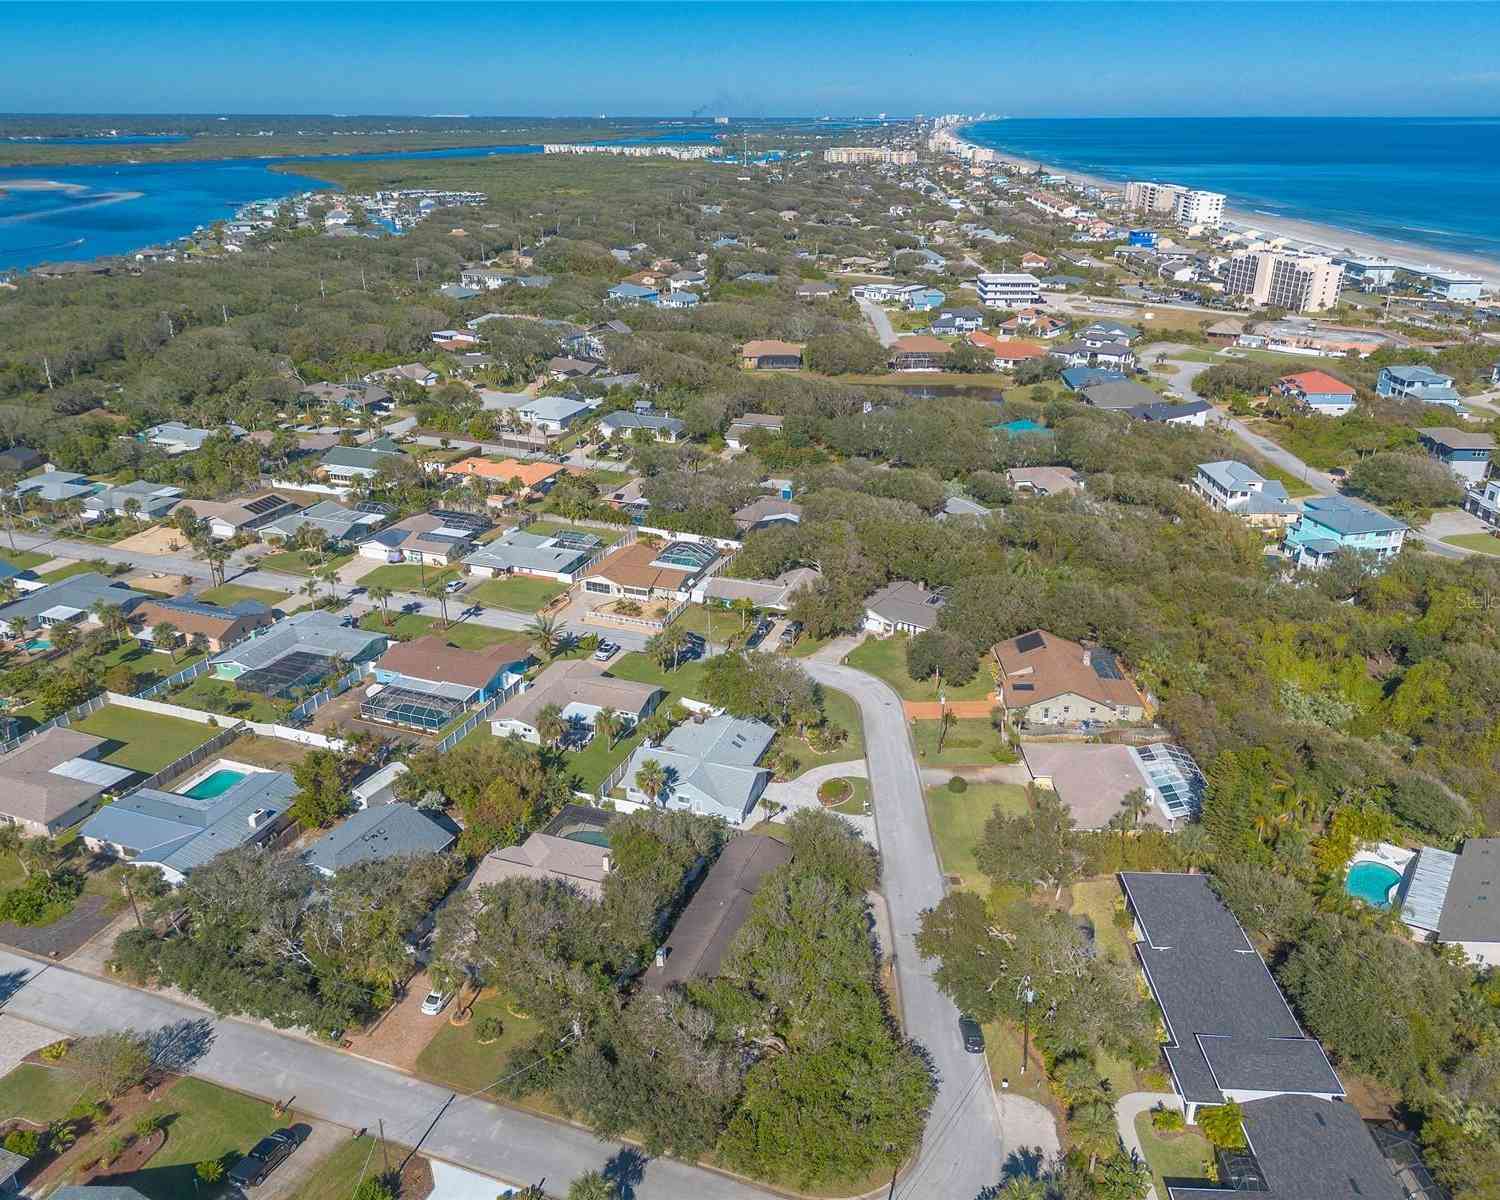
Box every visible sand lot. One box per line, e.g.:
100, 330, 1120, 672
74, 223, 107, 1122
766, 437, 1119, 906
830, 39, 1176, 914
112, 524, 193, 555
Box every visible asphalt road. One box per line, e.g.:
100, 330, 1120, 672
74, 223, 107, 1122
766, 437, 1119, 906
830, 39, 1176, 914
0, 950, 772, 1200
858, 297, 898, 348
805, 659, 1057, 1197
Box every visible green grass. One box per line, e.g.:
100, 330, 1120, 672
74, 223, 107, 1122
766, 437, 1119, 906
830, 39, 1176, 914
1069, 877, 1133, 965
0, 1063, 89, 1124
468, 574, 569, 613
169, 673, 292, 724
1133, 1111, 1215, 1199
783, 687, 865, 775
415, 990, 545, 1094
40, 559, 119, 582
72, 706, 219, 771
526, 519, 625, 545
257, 549, 354, 577
833, 776, 871, 816
1441, 532, 1500, 555
1256, 460, 1318, 499
196, 583, 289, 607
913, 718, 1015, 767
286, 1136, 379, 1200
358, 562, 460, 592
846, 635, 995, 702
0, 549, 48, 570
82, 1077, 285, 1200
606, 650, 711, 699
924, 782, 1028, 891
0, 850, 24, 890
562, 720, 651, 793
356, 611, 529, 650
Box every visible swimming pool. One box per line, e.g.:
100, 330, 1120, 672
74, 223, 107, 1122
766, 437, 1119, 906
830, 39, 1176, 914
22, 638, 50, 652
1346, 860, 1402, 908
563, 829, 611, 848
182, 769, 248, 800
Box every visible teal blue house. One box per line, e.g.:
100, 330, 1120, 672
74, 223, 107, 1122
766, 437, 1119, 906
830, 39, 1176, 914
1285, 496, 1407, 569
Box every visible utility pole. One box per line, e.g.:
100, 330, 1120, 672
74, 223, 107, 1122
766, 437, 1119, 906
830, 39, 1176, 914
42, 355, 53, 390
378, 1119, 390, 1177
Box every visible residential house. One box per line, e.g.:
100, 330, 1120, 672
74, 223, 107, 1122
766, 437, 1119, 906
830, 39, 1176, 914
444, 457, 563, 499
725, 413, 784, 449
1090, 342, 1137, 371
889, 335, 952, 372
131, 595, 276, 652
1398, 837, 1500, 967
83, 480, 183, 522
969, 331, 1047, 369
464, 526, 604, 582
606, 282, 660, 306
1193, 461, 1299, 528
863, 580, 947, 636
1285, 495, 1408, 568
995, 629, 1144, 727
597, 410, 686, 443
1059, 366, 1127, 392
931, 307, 984, 335
359, 511, 481, 565
670, 269, 708, 292
938, 495, 989, 520
351, 761, 408, 809
641, 834, 792, 992
903, 287, 945, 312
1278, 370, 1357, 417
1079, 320, 1140, 343
259, 500, 386, 546
998, 309, 1065, 339
211, 610, 387, 696
579, 538, 719, 601
1204, 318, 1246, 345
976, 272, 1042, 309
659, 290, 699, 310
372, 635, 530, 707
694, 566, 820, 613
0, 573, 149, 632
82, 766, 297, 885
1377, 365, 1463, 409
739, 340, 805, 370
470, 807, 616, 898
1020, 251, 1049, 271
795, 281, 836, 300
490, 658, 662, 745
1128, 400, 1212, 427
734, 272, 778, 286
0, 559, 40, 592
548, 356, 602, 381
14, 470, 98, 504
1418, 427, 1493, 485
0, 1147, 25, 1197
1080, 379, 1160, 411
431, 329, 480, 349
731, 496, 802, 534
303, 803, 454, 876
140, 422, 245, 455
1120, 872, 1343, 1122
0, 728, 133, 837
1006, 467, 1083, 497
517, 394, 592, 434
299, 382, 393, 412
365, 363, 438, 388
172, 493, 301, 541
319, 437, 405, 485
620, 713, 776, 825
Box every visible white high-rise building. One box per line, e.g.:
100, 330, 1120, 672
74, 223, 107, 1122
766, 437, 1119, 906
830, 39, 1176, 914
1125, 180, 1225, 228
976, 272, 1042, 309
1172, 189, 1225, 228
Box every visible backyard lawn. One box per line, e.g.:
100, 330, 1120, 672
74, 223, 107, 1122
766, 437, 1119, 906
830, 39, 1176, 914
913, 717, 1014, 767
196, 583, 289, 608
358, 562, 460, 592
75, 1077, 286, 1200
1069, 877, 1134, 964
72, 706, 219, 772
563, 719, 649, 793
1442, 532, 1500, 555
356, 612, 529, 651
526, 519, 625, 546
924, 782, 1028, 891
468, 574, 568, 613
169, 673, 291, 724
846, 635, 995, 702
1133, 1111, 1215, 1199
257, 549, 354, 577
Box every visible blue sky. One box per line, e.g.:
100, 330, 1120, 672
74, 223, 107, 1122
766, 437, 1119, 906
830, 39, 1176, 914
5, 2, 1500, 118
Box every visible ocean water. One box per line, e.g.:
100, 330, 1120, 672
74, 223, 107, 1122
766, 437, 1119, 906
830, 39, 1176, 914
961, 117, 1500, 262
0, 142, 542, 270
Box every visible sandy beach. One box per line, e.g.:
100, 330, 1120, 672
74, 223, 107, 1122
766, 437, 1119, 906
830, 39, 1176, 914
955, 134, 1500, 287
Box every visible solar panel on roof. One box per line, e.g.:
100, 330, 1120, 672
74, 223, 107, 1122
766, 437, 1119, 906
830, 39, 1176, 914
1014, 631, 1044, 653
244, 495, 289, 516
1091, 651, 1123, 680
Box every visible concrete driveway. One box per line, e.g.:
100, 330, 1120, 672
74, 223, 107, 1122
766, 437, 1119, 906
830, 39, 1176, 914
858, 298, 898, 347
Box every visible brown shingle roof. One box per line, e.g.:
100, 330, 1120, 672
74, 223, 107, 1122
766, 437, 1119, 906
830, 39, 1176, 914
740, 339, 805, 359
994, 629, 1143, 711
581, 541, 697, 591
0, 728, 119, 826
376, 635, 530, 690
491, 658, 661, 728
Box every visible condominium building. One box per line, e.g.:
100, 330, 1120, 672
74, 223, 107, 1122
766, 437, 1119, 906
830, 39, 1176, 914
1123, 180, 1225, 228
823, 146, 917, 165
1222, 250, 1343, 313
976, 272, 1042, 309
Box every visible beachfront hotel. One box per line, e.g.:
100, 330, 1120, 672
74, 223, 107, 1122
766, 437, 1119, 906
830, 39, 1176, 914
824, 146, 918, 165
1124, 180, 1226, 228
1223, 249, 1343, 313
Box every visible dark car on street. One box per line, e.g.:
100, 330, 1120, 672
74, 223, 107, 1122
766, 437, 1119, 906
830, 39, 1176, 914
228, 1128, 302, 1188
959, 1015, 985, 1054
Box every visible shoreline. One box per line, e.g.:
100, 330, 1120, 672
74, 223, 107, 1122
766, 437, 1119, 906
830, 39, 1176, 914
953, 128, 1500, 287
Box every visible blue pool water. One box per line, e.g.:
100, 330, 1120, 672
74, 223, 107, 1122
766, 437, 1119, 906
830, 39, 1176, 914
182, 768, 247, 800
1346, 861, 1402, 908
22, 638, 50, 651
563, 829, 611, 848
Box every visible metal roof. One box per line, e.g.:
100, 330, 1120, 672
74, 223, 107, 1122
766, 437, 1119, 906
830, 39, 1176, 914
1399, 847, 1456, 933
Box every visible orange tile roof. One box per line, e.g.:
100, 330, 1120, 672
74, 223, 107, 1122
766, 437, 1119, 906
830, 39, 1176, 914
969, 332, 1048, 359
445, 457, 563, 487
1281, 370, 1354, 396
891, 335, 952, 354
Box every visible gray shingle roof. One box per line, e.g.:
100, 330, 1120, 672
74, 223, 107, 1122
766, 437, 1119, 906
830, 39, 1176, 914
622, 714, 774, 823
1121, 872, 1342, 1106
0, 573, 150, 627
1081, 380, 1160, 410
1438, 836, 1500, 943
304, 803, 454, 874
1299, 496, 1407, 537
212, 610, 386, 673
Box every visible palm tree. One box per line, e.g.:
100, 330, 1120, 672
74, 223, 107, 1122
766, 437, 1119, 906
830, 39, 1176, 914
647, 625, 688, 672
424, 580, 452, 628
318, 566, 339, 602
368, 584, 395, 626
594, 707, 620, 749
525, 612, 562, 660
152, 621, 180, 663
20, 836, 62, 883
639, 713, 670, 745
936, 707, 958, 752
566, 1173, 617, 1200
6, 615, 26, 645
536, 702, 566, 748
1069, 1099, 1120, 1174
1176, 824, 1215, 873
300, 578, 321, 609
49, 620, 80, 657
634, 758, 666, 803
1118, 786, 1150, 853
999, 1178, 1046, 1200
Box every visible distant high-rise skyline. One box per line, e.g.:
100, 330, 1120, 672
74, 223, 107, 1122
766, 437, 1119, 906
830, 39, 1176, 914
4, 1, 1499, 118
